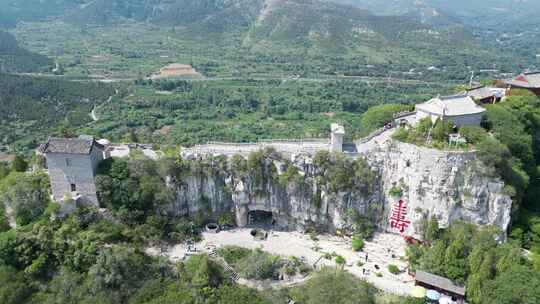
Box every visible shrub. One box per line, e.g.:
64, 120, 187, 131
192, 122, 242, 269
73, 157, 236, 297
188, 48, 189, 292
352, 237, 364, 252
335, 255, 346, 267
284, 265, 296, 276
432, 120, 454, 143
235, 248, 282, 280
459, 126, 488, 144
168, 218, 201, 242
389, 185, 403, 198
278, 162, 303, 186
392, 127, 409, 141
218, 213, 235, 227
388, 264, 400, 275
298, 264, 312, 275
476, 137, 510, 169
217, 246, 252, 265
360, 103, 411, 136
346, 208, 376, 239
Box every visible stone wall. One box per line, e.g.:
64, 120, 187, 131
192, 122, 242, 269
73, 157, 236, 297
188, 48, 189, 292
46, 148, 103, 205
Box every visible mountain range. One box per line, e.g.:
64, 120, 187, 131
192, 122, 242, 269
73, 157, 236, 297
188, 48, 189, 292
0, 0, 537, 75
331, 0, 540, 29
2, 1, 480, 58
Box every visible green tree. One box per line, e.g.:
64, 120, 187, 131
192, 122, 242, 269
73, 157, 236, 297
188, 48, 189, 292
431, 120, 453, 143
0, 173, 50, 226
352, 237, 364, 252
423, 215, 440, 243
185, 254, 223, 288
11, 155, 28, 173
335, 255, 346, 270
88, 246, 150, 298
482, 265, 540, 304
290, 268, 376, 304
0, 264, 33, 304
444, 239, 469, 283
360, 103, 411, 136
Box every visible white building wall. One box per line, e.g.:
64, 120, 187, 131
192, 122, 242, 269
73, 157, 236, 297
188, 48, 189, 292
416, 110, 483, 127
415, 110, 439, 124
446, 113, 484, 127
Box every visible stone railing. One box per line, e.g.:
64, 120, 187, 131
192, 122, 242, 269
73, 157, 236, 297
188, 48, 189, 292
206, 138, 328, 145
258, 138, 328, 143
356, 111, 417, 145
183, 138, 331, 157
206, 141, 259, 146
357, 126, 391, 144
393, 111, 416, 120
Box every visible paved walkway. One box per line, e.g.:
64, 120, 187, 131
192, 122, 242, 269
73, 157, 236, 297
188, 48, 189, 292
356, 128, 396, 154
148, 229, 414, 296
182, 141, 331, 157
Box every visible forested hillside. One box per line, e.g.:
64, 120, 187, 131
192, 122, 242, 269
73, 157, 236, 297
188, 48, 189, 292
0, 31, 52, 73
1, 0, 484, 63
0, 74, 115, 149
332, 0, 540, 29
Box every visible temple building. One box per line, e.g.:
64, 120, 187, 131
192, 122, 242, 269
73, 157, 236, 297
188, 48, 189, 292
504, 72, 540, 96
466, 86, 505, 104
39, 136, 105, 208
415, 95, 486, 127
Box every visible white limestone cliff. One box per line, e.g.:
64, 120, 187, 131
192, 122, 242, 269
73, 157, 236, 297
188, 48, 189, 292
169, 140, 512, 238
363, 140, 512, 238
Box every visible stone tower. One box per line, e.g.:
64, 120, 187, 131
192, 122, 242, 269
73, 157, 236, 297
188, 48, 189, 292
330, 123, 345, 152
40, 136, 105, 208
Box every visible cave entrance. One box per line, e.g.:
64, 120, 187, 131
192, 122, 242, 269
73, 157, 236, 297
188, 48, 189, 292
248, 210, 274, 228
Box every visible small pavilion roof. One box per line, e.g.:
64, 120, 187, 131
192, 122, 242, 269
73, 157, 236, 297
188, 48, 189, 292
415, 270, 466, 296
415, 95, 486, 117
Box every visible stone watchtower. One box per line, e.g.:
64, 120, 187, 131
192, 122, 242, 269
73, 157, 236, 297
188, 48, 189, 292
40, 136, 105, 207
330, 123, 345, 152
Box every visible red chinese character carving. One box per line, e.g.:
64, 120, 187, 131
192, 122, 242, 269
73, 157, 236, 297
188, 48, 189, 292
389, 200, 411, 233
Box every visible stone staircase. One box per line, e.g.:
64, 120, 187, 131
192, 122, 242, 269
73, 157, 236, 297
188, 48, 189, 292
206, 244, 240, 283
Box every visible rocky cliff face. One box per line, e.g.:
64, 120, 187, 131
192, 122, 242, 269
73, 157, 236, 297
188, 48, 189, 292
363, 140, 512, 237
171, 140, 512, 238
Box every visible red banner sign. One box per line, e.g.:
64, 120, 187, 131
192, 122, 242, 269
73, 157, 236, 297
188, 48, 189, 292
389, 199, 411, 233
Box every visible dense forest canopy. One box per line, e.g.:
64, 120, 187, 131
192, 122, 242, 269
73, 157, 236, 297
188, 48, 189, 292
0, 31, 52, 73
0, 74, 115, 149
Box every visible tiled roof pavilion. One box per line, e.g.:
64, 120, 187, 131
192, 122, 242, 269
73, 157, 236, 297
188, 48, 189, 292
505, 72, 540, 89
415, 270, 466, 297
39, 137, 104, 155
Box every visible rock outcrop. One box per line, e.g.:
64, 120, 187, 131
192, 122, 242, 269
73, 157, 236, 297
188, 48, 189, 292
170, 140, 512, 238
363, 140, 512, 237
